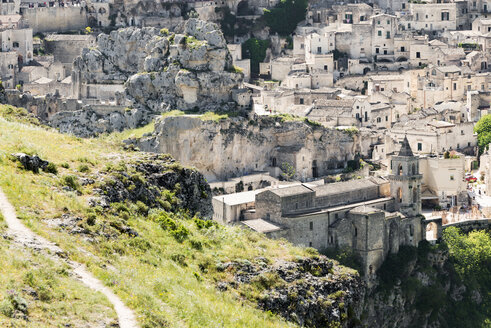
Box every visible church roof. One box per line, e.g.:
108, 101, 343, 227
398, 136, 414, 157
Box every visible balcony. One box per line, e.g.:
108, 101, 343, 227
375, 54, 395, 63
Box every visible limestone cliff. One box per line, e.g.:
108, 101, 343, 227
135, 115, 360, 182
73, 19, 242, 113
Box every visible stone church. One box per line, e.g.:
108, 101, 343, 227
251, 137, 425, 276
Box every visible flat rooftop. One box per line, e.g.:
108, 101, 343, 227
242, 219, 283, 233
213, 190, 261, 206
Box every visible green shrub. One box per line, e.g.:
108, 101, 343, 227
78, 164, 90, 173
60, 162, 70, 169
62, 175, 79, 191
43, 162, 58, 175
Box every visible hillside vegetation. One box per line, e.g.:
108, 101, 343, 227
0, 105, 360, 327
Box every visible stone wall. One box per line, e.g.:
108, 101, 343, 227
21, 7, 87, 34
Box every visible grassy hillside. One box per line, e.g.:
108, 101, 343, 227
0, 105, 332, 327
0, 213, 117, 327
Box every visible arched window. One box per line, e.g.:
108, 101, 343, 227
397, 188, 403, 203
413, 187, 418, 203
412, 163, 416, 175
398, 163, 403, 175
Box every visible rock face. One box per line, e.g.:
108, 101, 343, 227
72, 19, 242, 113
11, 153, 50, 173
96, 153, 213, 217
135, 115, 360, 182
48, 107, 147, 137
220, 256, 364, 328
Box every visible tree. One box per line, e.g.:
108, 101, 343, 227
474, 114, 491, 156
263, 0, 308, 36
242, 38, 270, 74
280, 162, 296, 181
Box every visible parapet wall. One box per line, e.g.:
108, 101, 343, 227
21, 7, 87, 34
443, 219, 491, 233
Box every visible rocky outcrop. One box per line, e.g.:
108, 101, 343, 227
95, 153, 212, 217
73, 19, 242, 113
134, 115, 360, 182
219, 256, 364, 328
49, 106, 148, 137
11, 153, 50, 174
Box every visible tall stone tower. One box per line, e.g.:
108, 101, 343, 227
389, 136, 422, 217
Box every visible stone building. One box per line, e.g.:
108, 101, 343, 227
227, 138, 426, 276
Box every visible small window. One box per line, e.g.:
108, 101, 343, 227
309, 221, 313, 230
309, 241, 312, 247
417, 143, 422, 151
450, 175, 454, 181
378, 30, 382, 36
387, 20, 390, 24
354, 227, 358, 237
401, 46, 405, 52
386, 31, 390, 39
416, 52, 421, 58
324, 65, 328, 71
300, 98, 304, 105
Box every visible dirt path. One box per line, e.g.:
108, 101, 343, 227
0, 188, 139, 328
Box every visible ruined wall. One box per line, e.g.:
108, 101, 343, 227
137, 115, 359, 182
21, 7, 87, 34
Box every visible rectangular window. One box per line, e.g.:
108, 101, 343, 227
453, 83, 457, 90
300, 98, 304, 104
386, 31, 390, 39
416, 52, 421, 58
387, 20, 390, 24
378, 30, 382, 36
376, 47, 380, 54
317, 46, 322, 54
417, 143, 422, 151
300, 44, 304, 49
401, 46, 405, 52
402, 3, 405, 9
324, 65, 328, 71
310, 221, 313, 230
450, 175, 454, 181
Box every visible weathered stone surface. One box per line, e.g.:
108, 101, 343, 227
73, 19, 242, 114
97, 153, 212, 217
48, 106, 150, 138
11, 153, 49, 173
135, 115, 360, 182
221, 256, 364, 328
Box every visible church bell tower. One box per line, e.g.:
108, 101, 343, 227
389, 136, 422, 217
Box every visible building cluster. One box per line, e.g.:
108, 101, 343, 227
213, 139, 444, 275
0, 0, 489, 274
236, 0, 491, 212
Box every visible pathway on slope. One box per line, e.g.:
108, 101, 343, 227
0, 188, 138, 328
